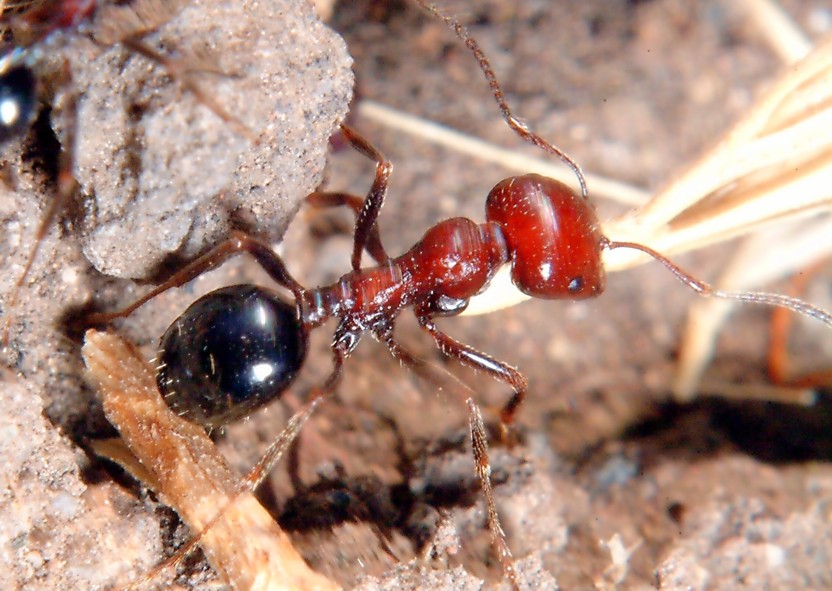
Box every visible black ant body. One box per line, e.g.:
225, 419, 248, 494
0, 1, 96, 346
0, 0, 260, 347
86, 2, 832, 589
0, 1, 96, 139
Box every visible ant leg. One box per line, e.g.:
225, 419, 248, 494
306, 191, 390, 264
244, 345, 345, 491
375, 323, 462, 391
181, 350, 346, 575
416, 313, 528, 436
85, 231, 304, 325
374, 324, 520, 591
768, 264, 832, 388
467, 397, 520, 591
119, 395, 327, 591
339, 124, 393, 270
121, 37, 257, 142
286, 332, 350, 491
2, 76, 79, 348
2, 157, 77, 347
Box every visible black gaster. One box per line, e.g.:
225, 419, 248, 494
0, 65, 38, 142
157, 285, 307, 427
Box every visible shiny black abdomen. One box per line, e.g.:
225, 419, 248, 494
0, 65, 37, 142
156, 285, 307, 427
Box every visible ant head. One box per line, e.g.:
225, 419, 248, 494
486, 174, 606, 300
0, 64, 37, 142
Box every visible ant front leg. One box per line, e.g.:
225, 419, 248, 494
416, 310, 529, 441
339, 124, 393, 270
120, 37, 257, 142
85, 231, 304, 325
2, 72, 78, 348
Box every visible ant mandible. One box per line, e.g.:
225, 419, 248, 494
90, 2, 832, 590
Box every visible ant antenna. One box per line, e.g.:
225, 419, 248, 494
1, 83, 78, 350
414, 0, 589, 199
605, 239, 832, 329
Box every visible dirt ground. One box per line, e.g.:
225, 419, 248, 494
2, 0, 832, 589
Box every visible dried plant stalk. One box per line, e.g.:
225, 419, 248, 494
82, 329, 340, 591
601, 20, 832, 267
357, 100, 651, 207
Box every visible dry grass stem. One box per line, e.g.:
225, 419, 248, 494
669, 9, 832, 398
731, 0, 812, 63
603, 34, 832, 272
674, 216, 832, 399
82, 330, 340, 591
357, 99, 650, 207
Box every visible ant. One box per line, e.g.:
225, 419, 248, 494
0, 0, 256, 348
89, 2, 832, 589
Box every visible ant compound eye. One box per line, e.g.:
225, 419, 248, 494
567, 276, 583, 293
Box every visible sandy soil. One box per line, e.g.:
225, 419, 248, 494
2, 0, 832, 589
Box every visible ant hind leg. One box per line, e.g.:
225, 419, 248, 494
85, 230, 305, 325
306, 191, 390, 264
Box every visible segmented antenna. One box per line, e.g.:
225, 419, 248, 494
605, 239, 832, 329
414, 1, 589, 199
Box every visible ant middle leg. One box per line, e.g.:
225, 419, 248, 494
374, 323, 521, 591
306, 191, 389, 265
85, 231, 305, 325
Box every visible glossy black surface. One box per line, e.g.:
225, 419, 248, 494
0, 65, 37, 142
156, 285, 307, 427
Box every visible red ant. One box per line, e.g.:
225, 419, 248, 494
89, 3, 832, 590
